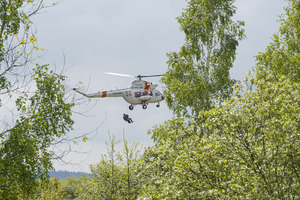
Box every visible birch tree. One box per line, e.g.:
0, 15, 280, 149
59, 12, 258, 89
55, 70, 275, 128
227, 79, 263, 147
162, 0, 245, 119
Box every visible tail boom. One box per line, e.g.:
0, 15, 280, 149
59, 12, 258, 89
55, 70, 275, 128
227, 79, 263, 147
73, 88, 125, 98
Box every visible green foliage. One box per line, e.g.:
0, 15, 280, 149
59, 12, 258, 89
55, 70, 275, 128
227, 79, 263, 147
162, 0, 245, 119
0, 0, 29, 61
33, 175, 89, 200
0, 76, 10, 104
35, 178, 69, 200
203, 76, 300, 199
256, 0, 300, 82
0, 1, 75, 198
0, 0, 49, 98
0, 0, 28, 96
140, 1, 300, 199
77, 135, 142, 200
142, 75, 300, 199
59, 175, 84, 199
0, 64, 74, 199
139, 119, 197, 199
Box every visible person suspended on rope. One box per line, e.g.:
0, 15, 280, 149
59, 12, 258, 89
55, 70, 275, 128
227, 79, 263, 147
123, 113, 133, 123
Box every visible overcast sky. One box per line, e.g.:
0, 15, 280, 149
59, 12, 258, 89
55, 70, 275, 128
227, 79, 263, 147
32, 0, 287, 172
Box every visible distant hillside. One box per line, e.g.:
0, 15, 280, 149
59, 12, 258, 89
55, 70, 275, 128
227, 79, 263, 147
49, 170, 91, 180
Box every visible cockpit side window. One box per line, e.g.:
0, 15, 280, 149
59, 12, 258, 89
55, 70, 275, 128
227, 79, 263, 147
141, 91, 153, 96
135, 92, 141, 98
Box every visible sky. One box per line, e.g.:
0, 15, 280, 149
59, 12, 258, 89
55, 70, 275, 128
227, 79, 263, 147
31, 0, 287, 172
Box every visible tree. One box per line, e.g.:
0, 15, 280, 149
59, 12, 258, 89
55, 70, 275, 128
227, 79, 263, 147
142, 75, 300, 199
58, 175, 84, 199
255, 0, 300, 82
91, 135, 123, 200
35, 177, 68, 200
202, 76, 300, 199
0, 65, 74, 199
0, 1, 74, 199
140, 1, 300, 199
162, 0, 245, 119
119, 137, 142, 199
77, 135, 142, 200
139, 119, 198, 199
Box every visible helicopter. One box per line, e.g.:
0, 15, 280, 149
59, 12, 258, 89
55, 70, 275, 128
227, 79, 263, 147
73, 72, 165, 110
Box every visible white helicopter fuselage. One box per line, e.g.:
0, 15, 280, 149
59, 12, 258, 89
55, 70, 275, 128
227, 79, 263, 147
73, 79, 165, 110
123, 88, 164, 105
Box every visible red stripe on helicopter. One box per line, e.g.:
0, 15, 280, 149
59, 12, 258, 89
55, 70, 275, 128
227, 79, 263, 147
144, 82, 151, 90
101, 91, 107, 97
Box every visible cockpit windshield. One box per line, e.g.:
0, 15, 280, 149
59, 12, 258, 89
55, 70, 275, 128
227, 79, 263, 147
155, 91, 161, 96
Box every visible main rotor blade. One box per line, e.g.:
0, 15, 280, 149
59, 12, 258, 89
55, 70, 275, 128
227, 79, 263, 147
136, 74, 164, 79
104, 72, 135, 78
